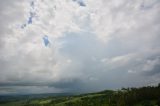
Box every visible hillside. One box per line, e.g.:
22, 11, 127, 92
0, 84, 160, 106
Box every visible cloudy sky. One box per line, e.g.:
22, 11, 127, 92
0, 0, 160, 95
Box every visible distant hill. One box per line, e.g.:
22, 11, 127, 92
0, 93, 73, 103
0, 84, 160, 106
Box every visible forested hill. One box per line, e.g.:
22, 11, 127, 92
0, 84, 160, 106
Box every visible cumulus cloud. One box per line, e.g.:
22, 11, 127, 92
0, 0, 160, 94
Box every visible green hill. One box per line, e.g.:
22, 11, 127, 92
0, 84, 160, 106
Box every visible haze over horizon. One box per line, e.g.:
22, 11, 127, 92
0, 0, 160, 95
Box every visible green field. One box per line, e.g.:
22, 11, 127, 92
0, 84, 160, 106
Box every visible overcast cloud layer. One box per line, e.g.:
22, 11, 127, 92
0, 0, 160, 94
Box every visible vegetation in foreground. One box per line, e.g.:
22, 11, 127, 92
0, 84, 160, 106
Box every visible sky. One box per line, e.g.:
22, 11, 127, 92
0, 0, 160, 95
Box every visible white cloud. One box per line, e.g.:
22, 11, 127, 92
0, 0, 160, 94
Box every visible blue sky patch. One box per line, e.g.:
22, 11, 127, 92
28, 17, 32, 24
73, 0, 86, 7
43, 35, 50, 47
